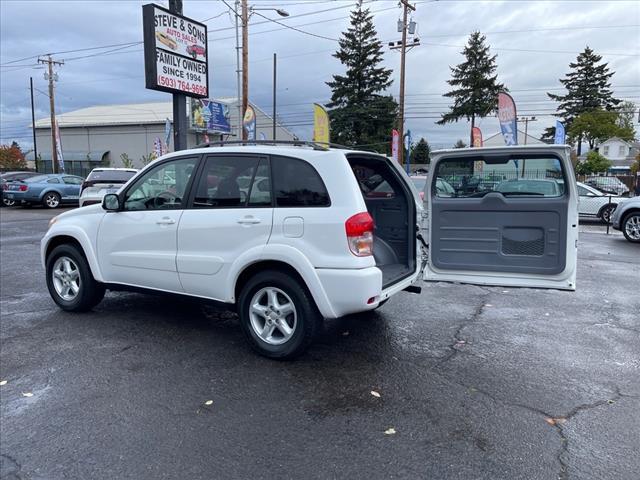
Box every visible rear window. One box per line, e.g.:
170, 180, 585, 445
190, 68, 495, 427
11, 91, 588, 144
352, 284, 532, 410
433, 155, 566, 198
272, 156, 330, 207
87, 170, 137, 183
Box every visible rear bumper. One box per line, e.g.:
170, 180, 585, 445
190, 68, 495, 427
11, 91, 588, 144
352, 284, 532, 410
315, 266, 382, 318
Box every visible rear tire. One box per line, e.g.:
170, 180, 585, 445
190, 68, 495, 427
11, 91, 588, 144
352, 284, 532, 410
46, 244, 105, 311
238, 270, 321, 359
43, 192, 61, 209
621, 212, 640, 243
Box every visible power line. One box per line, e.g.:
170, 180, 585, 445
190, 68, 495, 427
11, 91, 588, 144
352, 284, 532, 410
252, 11, 338, 41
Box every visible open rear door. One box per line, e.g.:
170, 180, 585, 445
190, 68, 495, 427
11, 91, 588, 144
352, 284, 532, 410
424, 145, 578, 291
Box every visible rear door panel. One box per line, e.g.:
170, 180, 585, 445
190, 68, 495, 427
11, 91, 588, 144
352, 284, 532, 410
424, 146, 578, 290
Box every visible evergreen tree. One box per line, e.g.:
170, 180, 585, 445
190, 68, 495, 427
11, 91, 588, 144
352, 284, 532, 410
437, 32, 504, 145
326, 3, 397, 151
547, 46, 620, 154
410, 138, 431, 163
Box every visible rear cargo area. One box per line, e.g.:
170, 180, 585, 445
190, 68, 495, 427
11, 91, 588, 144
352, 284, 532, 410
346, 154, 416, 288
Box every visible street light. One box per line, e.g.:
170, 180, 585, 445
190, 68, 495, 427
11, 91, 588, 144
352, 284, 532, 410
233, 2, 289, 139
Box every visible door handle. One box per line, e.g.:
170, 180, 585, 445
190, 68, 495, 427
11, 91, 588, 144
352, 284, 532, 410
237, 216, 261, 225
156, 217, 176, 225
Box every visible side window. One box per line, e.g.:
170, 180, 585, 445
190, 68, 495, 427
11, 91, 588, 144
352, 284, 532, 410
247, 160, 272, 207
123, 157, 197, 211
433, 156, 566, 198
191, 155, 261, 208
47, 178, 61, 184
577, 186, 590, 196
63, 176, 83, 185
272, 156, 330, 207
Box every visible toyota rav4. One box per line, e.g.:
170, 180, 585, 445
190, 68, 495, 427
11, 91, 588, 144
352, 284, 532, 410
42, 143, 578, 358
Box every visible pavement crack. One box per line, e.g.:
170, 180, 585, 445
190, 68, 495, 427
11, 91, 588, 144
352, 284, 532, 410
1, 453, 23, 479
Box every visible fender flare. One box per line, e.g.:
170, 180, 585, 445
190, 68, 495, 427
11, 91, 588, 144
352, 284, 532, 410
227, 244, 337, 319
42, 226, 104, 282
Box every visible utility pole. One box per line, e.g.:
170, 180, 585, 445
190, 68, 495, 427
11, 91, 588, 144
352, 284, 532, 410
241, 0, 249, 140
29, 77, 38, 169
273, 53, 277, 140
38, 56, 63, 174
234, 0, 242, 139
518, 116, 537, 145
390, 0, 418, 165
169, 0, 188, 151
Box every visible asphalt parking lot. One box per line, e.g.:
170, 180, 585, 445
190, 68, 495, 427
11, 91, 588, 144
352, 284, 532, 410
1, 207, 639, 480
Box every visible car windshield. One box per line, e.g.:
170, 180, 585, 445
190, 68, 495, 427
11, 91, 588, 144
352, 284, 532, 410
87, 170, 137, 183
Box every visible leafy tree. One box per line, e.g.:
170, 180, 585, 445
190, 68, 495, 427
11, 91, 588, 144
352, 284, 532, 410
120, 153, 134, 168
616, 101, 637, 138
437, 31, 505, 145
630, 153, 640, 176
453, 139, 467, 149
547, 46, 621, 154
575, 150, 612, 175
568, 109, 634, 151
410, 138, 431, 163
140, 153, 156, 166
540, 126, 556, 144
326, 3, 397, 151
0, 142, 27, 170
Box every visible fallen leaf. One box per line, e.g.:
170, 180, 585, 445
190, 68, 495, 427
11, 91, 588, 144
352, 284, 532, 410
22, 392, 33, 397
370, 390, 381, 398
341, 331, 350, 336
384, 427, 396, 435
545, 417, 566, 426
204, 400, 213, 406
0, 380, 7, 386
544, 417, 555, 426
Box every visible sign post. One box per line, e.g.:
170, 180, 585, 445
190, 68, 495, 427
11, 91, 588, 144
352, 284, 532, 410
143, 1, 209, 151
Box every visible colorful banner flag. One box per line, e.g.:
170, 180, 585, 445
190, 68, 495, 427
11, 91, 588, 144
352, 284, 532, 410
554, 121, 565, 144
154, 137, 163, 158
312, 103, 330, 144
54, 120, 64, 172
472, 126, 483, 147
497, 92, 518, 146
243, 105, 256, 141
391, 129, 400, 162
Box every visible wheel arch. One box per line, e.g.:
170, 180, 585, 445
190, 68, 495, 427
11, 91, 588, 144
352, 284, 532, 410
597, 202, 617, 218
622, 208, 640, 224
42, 230, 104, 282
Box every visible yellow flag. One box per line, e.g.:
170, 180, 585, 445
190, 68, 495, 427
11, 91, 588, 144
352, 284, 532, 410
313, 103, 330, 144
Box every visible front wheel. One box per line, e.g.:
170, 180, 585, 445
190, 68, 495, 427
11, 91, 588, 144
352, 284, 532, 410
2, 197, 16, 207
46, 244, 105, 311
43, 192, 61, 209
622, 212, 640, 243
238, 270, 321, 359
599, 204, 616, 224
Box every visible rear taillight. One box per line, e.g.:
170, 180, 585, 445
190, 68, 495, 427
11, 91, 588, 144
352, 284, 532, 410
345, 212, 374, 257
19, 185, 28, 192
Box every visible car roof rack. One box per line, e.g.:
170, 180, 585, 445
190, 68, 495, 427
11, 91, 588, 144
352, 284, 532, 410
194, 139, 352, 151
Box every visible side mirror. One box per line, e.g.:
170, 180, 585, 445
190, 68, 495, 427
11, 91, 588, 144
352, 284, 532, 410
103, 193, 121, 211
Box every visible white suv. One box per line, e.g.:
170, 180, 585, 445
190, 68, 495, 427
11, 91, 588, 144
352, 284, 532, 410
42, 143, 578, 358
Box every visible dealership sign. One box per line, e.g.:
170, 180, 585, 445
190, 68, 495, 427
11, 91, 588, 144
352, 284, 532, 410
143, 4, 208, 98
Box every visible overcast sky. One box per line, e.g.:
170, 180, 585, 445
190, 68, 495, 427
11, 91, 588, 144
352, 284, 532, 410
1, 0, 639, 150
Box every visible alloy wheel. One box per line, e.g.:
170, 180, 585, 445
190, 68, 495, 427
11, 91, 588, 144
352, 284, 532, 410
52, 256, 81, 301
624, 215, 640, 241
249, 287, 297, 346
45, 193, 60, 208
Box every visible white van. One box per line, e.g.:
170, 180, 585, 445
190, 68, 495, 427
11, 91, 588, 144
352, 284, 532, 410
41, 143, 577, 358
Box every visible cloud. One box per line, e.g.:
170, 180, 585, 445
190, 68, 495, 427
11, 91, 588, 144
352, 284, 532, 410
1, 0, 638, 148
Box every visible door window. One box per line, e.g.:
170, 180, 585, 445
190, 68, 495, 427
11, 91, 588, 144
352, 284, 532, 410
191, 155, 265, 208
62, 176, 83, 185
47, 178, 61, 184
271, 156, 330, 207
433, 156, 566, 198
123, 157, 197, 211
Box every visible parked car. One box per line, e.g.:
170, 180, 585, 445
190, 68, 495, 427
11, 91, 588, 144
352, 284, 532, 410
585, 176, 629, 196
411, 176, 455, 200
611, 196, 640, 243
495, 179, 563, 196
80, 168, 138, 207
1, 171, 41, 206
576, 181, 619, 223
4, 174, 84, 208
42, 144, 577, 358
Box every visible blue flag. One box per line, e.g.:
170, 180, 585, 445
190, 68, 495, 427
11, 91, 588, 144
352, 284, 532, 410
554, 121, 565, 144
